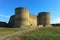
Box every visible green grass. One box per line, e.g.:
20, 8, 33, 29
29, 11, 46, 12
0, 28, 22, 36
0, 27, 60, 40
23, 27, 60, 40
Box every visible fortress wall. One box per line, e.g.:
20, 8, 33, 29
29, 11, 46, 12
8, 15, 15, 27
29, 14, 37, 26
37, 12, 50, 26
14, 7, 29, 27
0, 7, 52, 28
8, 14, 37, 27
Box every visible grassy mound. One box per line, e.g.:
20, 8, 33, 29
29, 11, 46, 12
23, 27, 60, 40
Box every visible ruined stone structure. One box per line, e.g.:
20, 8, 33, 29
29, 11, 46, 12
7, 7, 51, 28
37, 12, 50, 26
14, 7, 30, 27
0, 7, 51, 28
8, 15, 15, 28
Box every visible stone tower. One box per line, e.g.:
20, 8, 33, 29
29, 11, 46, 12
14, 7, 29, 27
37, 12, 50, 26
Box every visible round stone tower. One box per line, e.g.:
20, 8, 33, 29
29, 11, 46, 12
37, 12, 50, 26
14, 7, 29, 27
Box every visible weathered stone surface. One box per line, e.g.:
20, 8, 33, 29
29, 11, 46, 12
37, 12, 50, 26
29, 14, 37, 26
38, 25, 43, 28
14, 7, 29, 27
8, 15, 15, 28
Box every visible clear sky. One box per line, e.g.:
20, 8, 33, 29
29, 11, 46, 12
0, 0, 60, 24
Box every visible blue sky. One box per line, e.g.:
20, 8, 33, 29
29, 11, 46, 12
0, 0, 60, 24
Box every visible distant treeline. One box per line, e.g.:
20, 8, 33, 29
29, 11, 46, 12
51, 24, 60, 26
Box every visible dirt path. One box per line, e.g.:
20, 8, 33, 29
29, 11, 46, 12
0, 27, 38, 40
